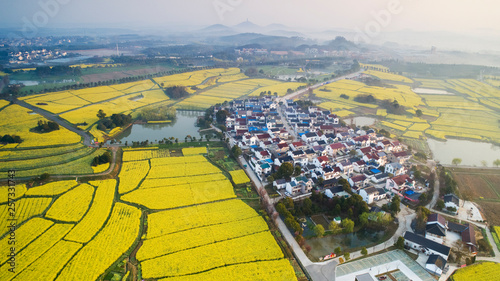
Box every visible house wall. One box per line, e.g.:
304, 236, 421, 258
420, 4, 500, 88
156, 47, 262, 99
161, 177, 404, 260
425, 264, 443, 276
425, 233, 444, 244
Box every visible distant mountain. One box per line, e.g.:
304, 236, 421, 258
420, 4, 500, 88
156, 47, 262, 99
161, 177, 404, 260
201, 24, 232, 32
216, 33, 307, 48
233, 21, 261, 33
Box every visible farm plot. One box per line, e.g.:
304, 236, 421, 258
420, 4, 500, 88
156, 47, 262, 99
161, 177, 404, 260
121, 179, 235, 210
65, 180, 116, 243
137, 216, 268, 261
176, 78, 285, 110
12, 148, 108, 178
139, 173, 227, 189
56, 203, 141, 281
451, 262, 500, 281
230, 169, 250, 185
182, 147, 206, 155
140, 231, 285, 279
0, 223, 74, 281
0, 184, 27, 203
122, 148, 169, 161
0, 104, 82, 148
364, 69, 414, 83
154, 68, 241, 88
45, 183, 94, 222
118, 160, 150, 194
0, 143, 85, 161
0, 197, 53, 237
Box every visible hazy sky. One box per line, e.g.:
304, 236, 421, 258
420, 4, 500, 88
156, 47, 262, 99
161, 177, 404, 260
1, 0, 498, 34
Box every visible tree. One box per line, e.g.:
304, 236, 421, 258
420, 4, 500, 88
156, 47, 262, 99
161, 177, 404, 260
395, 236, 405, 249
349, 149, 357, 157
341, 218, 354, 233
415, 109, 423, 117
329, 221, 341, 234
343, 251, 350, 261
494, 159, 500, 167
215, 110, 229, 124
314, 225, 325, 238
361, 247, 368, 256
334, 247, 342, 256
452, 158, 462, 166
391, 195, 401, 214
277, 162, 294, 179
359, 212, 369, 226
481, 160, 487, 167
231, 145, 242, 158
293, 165, 302, 176
436, 199, 445, 210
97, 109, 106, 120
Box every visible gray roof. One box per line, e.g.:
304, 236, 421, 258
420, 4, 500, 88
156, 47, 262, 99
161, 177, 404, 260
444, 194, 459, 205
426, 254, 447, 270
355, 273, 375, 281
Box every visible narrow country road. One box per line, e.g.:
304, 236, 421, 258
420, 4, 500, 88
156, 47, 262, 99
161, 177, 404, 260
13, 98, 94, 146
277, 69, 365, 103
1, 100, 122, 182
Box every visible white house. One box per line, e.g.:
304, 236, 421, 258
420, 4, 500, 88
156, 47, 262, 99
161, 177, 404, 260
403, 231, 450, 259
359, 187, 386, 204
385, 162, 406, 176
301, 132, 320, 143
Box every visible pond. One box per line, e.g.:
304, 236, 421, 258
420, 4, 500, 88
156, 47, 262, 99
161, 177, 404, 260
412, 88, 454, 95
307, 228, 386, 258
117, 110, 205, 143
427, 138, 500, 167
344, 116, 377, 127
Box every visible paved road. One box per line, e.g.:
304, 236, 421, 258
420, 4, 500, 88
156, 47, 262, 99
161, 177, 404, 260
1, 100, 121, 181
13, 98, 95, 146
277, 70, 365, 103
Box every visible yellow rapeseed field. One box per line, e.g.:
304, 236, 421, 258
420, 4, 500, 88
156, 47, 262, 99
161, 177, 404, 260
0, 104, 82, 148
140, 231, 284, 279
451, 262, 500, 281
65, 180, 116, 243
157, 260, 297, 281
56, 203, 141, 281
25, 180, 78, 196
230, 169, 250, 185
45, 184, 94, 222
118, 160, 150, 194
182, 147, 206, 155
0, 198, 52, 237
0, 223, 74, 280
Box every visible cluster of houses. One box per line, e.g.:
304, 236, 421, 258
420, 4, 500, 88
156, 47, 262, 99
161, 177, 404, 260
223, 97, 421, 205
9, 49, 68, 64
404, 213, 477, 276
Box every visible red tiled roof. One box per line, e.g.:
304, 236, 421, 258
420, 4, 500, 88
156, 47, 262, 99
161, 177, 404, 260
392, 174, 412, 186
257, 133, 271, 140
329, 143, 345, 150
292, 141, 305, 147
278, 143, 289, 149
393, 151, 409, 158
317, 156, 329, 163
